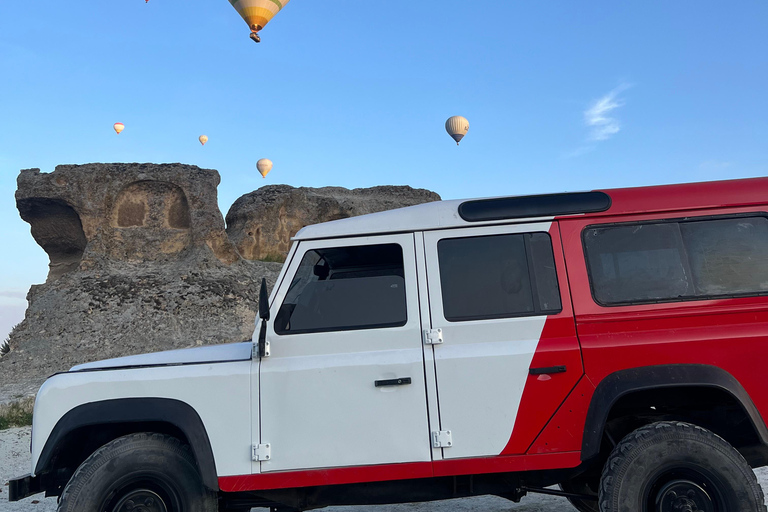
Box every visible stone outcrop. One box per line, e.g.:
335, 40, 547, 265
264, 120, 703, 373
15, 163, 241, 280
226, 185, 441, 261
2, 164, 281, 402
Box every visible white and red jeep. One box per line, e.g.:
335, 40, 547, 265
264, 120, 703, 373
10, 176, 768, 512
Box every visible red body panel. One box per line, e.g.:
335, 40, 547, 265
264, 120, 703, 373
527, 375, 597, 454
218, 453, 581, 492
585, 177, 768, 217
501, 223, 583, 454
219, 462, 433, 493
559, 204, 768, 439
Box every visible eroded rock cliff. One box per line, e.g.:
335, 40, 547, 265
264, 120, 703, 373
2, 164, 282, 402
226, 185, 441, 261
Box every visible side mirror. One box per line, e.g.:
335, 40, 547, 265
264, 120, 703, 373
259, 278, 270, 320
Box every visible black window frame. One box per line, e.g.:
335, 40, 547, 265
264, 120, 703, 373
274, 242, 409, 336
582, 213, 768, 307
436, 231, 563, 323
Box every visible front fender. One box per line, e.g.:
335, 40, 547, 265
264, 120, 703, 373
31, 359, 252, 486
35, 398, 219, 490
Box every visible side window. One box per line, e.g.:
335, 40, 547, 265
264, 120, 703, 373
584, 215, 768, 305
583, 223, 691, 304
437, 233, 562, 322
274, 244, 407, 335
681, 218, 768, 295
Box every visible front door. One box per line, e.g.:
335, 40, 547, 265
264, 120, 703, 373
258, 234, 432, 472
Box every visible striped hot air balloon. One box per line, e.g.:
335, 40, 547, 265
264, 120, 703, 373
228, 0, 290, 43
445, 116, 469, 145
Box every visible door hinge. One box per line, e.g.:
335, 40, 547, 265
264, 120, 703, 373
432, 430, 453, 448
424, 328, 443, 345
252, 443, 271, 461
252, 340, 270, 358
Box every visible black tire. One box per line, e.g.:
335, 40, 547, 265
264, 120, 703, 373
598, 421, 766, 512
560, 476, 599, 512
58, 432, 218, 512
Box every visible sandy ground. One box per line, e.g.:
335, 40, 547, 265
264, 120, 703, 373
2, 426, 767, 512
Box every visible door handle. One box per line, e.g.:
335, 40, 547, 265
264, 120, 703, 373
529, 365, 567, 376
375, 377, 412, 387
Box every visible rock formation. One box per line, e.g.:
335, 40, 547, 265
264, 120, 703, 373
15, 163, 241, 280
2, 164, 282, 402
226, 185, 441, 261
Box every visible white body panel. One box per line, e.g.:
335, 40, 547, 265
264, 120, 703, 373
259, 234, 432, 472
414, 232, 444, 462
71, 342, 252, 371
423, 223, 551, 459
31, 360, 252, 477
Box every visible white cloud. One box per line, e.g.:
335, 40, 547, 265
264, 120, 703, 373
0, 303, 27, 342
562, 145, 596, 159
699, 160, 733, 171
584, 84, 631, 142
0, 290, 27, 301
0, 289, 28, 308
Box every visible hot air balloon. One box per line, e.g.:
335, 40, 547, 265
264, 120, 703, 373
114, 123, 125, 135
445, 116, 469, 145
228, 0, 290, 43
257, 158, 273, 178
199, 135, 208, 146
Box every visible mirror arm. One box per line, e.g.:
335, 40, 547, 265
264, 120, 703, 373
257, 278, 271, 358
258, 319, 268, 358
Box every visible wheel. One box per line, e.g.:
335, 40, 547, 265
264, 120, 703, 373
598, 421, 766, 512
560, 475, 599, 512
58, 432, 217, 512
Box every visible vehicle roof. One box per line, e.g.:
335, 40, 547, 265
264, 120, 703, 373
294, 176, 768, 241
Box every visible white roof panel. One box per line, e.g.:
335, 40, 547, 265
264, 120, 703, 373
293, 199, 554, 240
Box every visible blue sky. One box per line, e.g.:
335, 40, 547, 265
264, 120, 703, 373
1, 1, 767, 342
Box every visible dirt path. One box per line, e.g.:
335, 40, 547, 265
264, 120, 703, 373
3, 426, 767, 511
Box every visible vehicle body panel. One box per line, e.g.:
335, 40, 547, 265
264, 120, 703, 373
559, 206, 768, 435
32, 360, 252, 478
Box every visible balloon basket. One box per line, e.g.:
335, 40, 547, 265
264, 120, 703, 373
250, 32, 261, 43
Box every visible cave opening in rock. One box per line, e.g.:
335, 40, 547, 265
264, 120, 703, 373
16, 198, 87, 280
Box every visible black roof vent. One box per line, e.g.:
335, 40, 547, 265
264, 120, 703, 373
458, 191, 611, 222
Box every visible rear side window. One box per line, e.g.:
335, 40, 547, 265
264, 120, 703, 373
275, 244, 407, 335
437, 233, 562, 322
584, 216, 768, 305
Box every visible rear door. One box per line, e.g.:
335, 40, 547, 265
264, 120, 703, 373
423, 222, 582, 459
258, 234, 432, 472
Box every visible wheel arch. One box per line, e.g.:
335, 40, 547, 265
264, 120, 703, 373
581, 364, 768, 464
35, 397, 219, 491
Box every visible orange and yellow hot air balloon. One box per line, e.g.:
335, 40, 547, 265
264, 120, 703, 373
228, 0, 290, 43
257, 158, 273, 178
199, 135, 208, 146
113, 123, 125, 135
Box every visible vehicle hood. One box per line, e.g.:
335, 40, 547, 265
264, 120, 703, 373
69, 342, 253, 372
